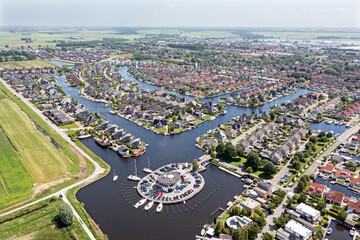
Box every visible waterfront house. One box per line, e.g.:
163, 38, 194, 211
348, 197, 360, 213
239, 198, 261, 216
350, 175, 360, 187
308, 182, 325, 197
117, 145, 129, 156
113, 129, 126, 139
120, 134, 131, 143
335, 169, 351, 180
130, 139, 141, 149
214, 131, 227, 142
320, 164, 335, 175
106, 125, 117, 134
99, 121, 110, 130
326, 190, 344, 205
284, 220, 312, 240
254, 181, 272, 199
295, 203, 320, 223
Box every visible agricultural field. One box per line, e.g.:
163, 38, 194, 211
0, 59, 57, 69
0, 90, 82, 209
183, 30, 237, 38
0, 198, 90, 240
252, 30, 360, 40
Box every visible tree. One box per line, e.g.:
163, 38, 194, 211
298, 193, 307, 203
224, 143, 236, 160
246, 166, 253, 173
326, 132, 333, 138
192, 159, 199, 171
273, 215, 288, 230
216, 142, 225, 155
292, 160, 301, 170
341, 96, 347, 102
316, 200, 326, 211
245, 152, 261, 171
309, 136, 318, 144
262, 233, 274, 240
269, 111, 276, 121
237, 148, 245, 158
263, 162, 277, 176
59, 203, 74, 226
337, 209, 348, 222
214, 219, 224, 235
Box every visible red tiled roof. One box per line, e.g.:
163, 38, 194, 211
308, 182, 325, 195
326, 190, 344, 203
320, 164, 335, 172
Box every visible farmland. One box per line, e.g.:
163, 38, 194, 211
0, 197, 90, 240
0, 89, 82, 209
0, 60, 57, 70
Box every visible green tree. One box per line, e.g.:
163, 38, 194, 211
224, 143, 236, 160
216, 142, 225, 155
245, 152, 261, 171
292, 160, 301, 170
215, 219, 224, 235
337, 209, 348, 222
263, 162, 277, 176
59, 203, 74, 226
237, 148, 245, 158
192, 159, 199, 171
298, 193, 307, 203
262, 233, 274, 240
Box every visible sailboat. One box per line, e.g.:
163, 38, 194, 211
156, 202, 163, 213
134, 198, 147, 208
144, 201, 154, 211
113, 169, 118, 182
128, 159, 141, 181
143, 157, 152, 173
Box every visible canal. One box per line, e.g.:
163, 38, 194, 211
327, 220, 352, 240
55, 65, 339, 239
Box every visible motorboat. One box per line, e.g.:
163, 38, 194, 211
242, 178, 253, 184
109, 110, 115, 115
350, 229, 355, 236
134, 198, 147, 208
327, 228, 332, 235
144, 201, 154, 211
128, 175, 141, 181
328, 121, 333, 124
156, 202, 163, 213
143, 168, 152, 173
234, 195, 239, 200
113, 170, 118, 182
201, 229, 206, 236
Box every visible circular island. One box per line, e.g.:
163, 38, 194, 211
137, 162, 205, 204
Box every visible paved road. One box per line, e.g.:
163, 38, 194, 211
0, 78, 106, 240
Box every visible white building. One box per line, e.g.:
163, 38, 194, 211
285, 220, 312, 240
296, 203, 320, 223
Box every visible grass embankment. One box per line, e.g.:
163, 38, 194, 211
0, 60, 57, 69
0, 197, 90, 240
0, 83, 83, 210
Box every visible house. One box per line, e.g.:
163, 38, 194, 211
335, 169, 351, 180
113, 129, 126, 139
130, 139, 141, 149
214, 131, 227, 142
276, 228, 291, 240
239, 198, 261, 216
348, 198, 360, 213
225, 216, 253, 230
254, 181, 272, 199
99, 121, 110, 130
106, 125, 117, 133
271, 152, 283, 165
120, 134, 131, 143
320, 164, 335, 175
117, 145, 129, 156
284, 220, 312, 240
308, 182, 325, 197
350, 175, 360, 187
295, 203, 321, 223
225, 128, 237, 138
326, 190, 344, 205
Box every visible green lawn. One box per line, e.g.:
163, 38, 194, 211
153, 128, 167, 133
0, 60, 57, 70
0, 198, 90, 240
60, 123, 79, 129
0, 85, 83, 210
0, 130, 34, 208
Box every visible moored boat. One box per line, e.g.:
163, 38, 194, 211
109, 110, 115, 114
156, 202, 163, 213
128, 175, 141, 181
327, 228, 332, 234
143, 168, 152, 173
144, 201, 154, 211
134, 198, 147, 208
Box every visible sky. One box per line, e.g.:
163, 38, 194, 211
0, 0, 359, 28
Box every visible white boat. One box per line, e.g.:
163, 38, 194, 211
156, 202, 163, 213
201, 229, 206, 236
109, 110, 115, 114
350, 229, 355, 236
346, 124, 350, 127
328, 121, 333, 124
143, 168, 152, 173
234, 195, 239, 200
144, 201, 154, 211
327, 228, 332, 235
242, 178, 253, 184
209, 116, 216, 121
134, 198, 147, 208
113, 170, 118, 182
128, 175, 141, 181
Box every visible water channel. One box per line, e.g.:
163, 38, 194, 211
54, 64, 339, 239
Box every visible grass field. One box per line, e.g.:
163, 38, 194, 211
183, 31, 237, 38
0, 197, 90, 240
0, 60, 57, 69
252, 31, 360, 40
0, 88, 82, 209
